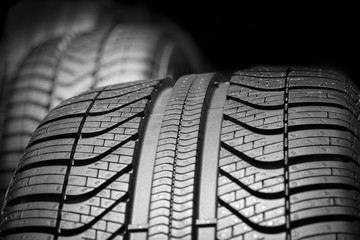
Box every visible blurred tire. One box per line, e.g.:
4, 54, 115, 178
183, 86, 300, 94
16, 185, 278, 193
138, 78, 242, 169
0, 22, 202, 207
0, 0, 103, 81
0, 0, 105, 189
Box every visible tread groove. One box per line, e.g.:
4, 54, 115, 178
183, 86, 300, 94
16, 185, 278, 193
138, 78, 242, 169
88, 96, 150, 116
81, 112, 143, 138
224, 114, 357, 136
195, 75, 229, 240
284, 67, 291, 239
54, 89, 102, 239
128, 80, 174, 240
218, 198, 286, 233
231, 81, 358, 103
220, 141, 284, 169
230, 82, 285, 91
227, 95, 284, 110
223, 114, 284, 135
219, 168, 284, 199
74, 133, 139, 166
167, 77, 195, 238
227, 95, 357, 117
60, 193, 129, 236
219, 197, 360, 235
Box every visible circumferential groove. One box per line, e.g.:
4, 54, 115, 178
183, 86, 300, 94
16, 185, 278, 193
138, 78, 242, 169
283, 67, 291, 240
54, 90, 102, 238
168, 79, 195, 238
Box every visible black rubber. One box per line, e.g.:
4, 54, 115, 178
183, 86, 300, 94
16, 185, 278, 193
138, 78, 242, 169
1, 67, 359, 240
0, 23, 198, 208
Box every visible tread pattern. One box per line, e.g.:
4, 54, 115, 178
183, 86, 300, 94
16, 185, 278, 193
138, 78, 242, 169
217, 68, 360, 240
0, 24, 186, 208
0, 79, 166, 239
148, 74, 213, 239
1, 67, 360, 240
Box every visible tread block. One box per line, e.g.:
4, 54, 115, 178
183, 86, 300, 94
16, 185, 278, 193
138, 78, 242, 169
217, 68, 360, 240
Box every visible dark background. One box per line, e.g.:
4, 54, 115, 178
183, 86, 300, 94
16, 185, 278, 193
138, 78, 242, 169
1, 0, 359, 87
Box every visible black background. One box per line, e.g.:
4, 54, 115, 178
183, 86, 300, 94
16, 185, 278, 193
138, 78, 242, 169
1, 0, 359, 87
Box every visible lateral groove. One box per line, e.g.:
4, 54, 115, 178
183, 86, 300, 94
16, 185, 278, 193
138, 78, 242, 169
59, 194, 129, 236
219, 168, 284, 199
81, 112, 143, 138
220, 141, 284, 169
218, 198, 286, 233
224, 114, 357, 136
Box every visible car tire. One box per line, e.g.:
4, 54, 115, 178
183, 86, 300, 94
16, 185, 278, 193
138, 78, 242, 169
1, 67, 359, 240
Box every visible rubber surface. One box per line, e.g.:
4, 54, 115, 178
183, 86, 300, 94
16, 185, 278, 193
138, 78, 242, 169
1, 67, 359, 240
0, 23, 196, 208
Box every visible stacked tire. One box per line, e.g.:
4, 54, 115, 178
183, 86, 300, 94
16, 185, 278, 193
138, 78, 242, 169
0, 2, 203, 208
